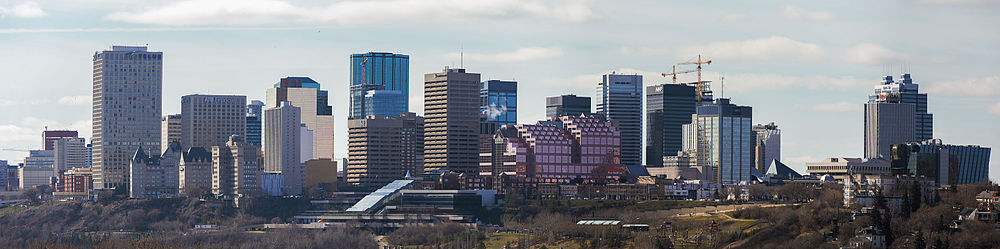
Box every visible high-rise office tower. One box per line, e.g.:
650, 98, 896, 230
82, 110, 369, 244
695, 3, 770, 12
423, 68, 481, 175
752, 123, 781, 173
161, 114, 181, 153
864, 103, 915, 159
597, 73, 643, 166
870, 74, 933, 141
246, 100, 264, 146
480, 80, 518, 133
92, 46, 162, 189
351, 84, 406, 119
212, 135, 262, 197
0, 160, 7, 191
350, 52, 409, 119
43, 130, 78, 151
53, 137, 87, 173
689, 98, 753, 185
347, 113, 424, 189
181, 94, 247, 150
645, 84, 697, 167
264, 101, 303, 196
266, 77, 334, 160
546, 94, 591, 118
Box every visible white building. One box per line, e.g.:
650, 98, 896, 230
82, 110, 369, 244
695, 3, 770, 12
93, 46, 163, 190
53, 137, 88, 173
264, 101, 303, 196
161, 114, 181, 153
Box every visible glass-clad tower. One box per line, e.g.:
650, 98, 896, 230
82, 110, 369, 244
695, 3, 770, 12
350, 52, 409, 119
597, 73, 643, 167
692, 98, 753, 185
646, 84, 697, 167
480, 80, 517, 133
869, 73, 932, 141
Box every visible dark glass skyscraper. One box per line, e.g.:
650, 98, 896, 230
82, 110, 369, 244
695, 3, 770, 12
246, 100, 264, 146
546, 94, 591, 118
350, 52, 409, 119
597, 74, 643, 167
646, 84, 697, 167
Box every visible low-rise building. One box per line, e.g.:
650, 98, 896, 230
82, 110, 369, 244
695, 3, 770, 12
806, 157, 890, 180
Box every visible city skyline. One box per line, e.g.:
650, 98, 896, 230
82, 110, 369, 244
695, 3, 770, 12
1, 0, 998, 182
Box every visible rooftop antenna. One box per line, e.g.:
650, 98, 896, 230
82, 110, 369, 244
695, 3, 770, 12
460, 45, 464, 69
720, 75, 725, 99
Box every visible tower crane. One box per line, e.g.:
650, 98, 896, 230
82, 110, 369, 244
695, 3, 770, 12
662, 54, 713, 105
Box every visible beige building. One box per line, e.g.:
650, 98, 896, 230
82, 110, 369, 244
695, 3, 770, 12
129, 142, 181, 198
264, 101, 303, 196
266, 77, 335, 160
181, 94, 247, 150
347, 113, 424, 189
53, 137, 87, 173
212, 135, 262, 197
806, 157, 890, 180
19, 167, 54, 190
423, 68, 481, 175
161, 114, 181, 153
92, 46, 162, 190
178, 147, 213, 195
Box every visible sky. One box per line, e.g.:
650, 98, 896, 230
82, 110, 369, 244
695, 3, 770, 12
0, 0, 998, 180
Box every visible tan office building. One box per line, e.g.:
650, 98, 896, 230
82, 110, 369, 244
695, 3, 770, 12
423, 68, 480, 175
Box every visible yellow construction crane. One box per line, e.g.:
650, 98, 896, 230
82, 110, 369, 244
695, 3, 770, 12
661, 65, 698, 84
662, 54, 713, 105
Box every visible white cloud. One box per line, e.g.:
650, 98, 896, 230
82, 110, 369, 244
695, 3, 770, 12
783, 5, 833, 21
811, 102, 859, 112
918, 0, 1000, 4
926, 75, 1000, 97
106, 0, 597, 26
841, 43, 907, 65
699, 72, 870, 93
0, 2, 47, 18
449, 47, 564, 63
679, 36, 826, 61
57, 95, 90, 105
989, 102, 1000, 116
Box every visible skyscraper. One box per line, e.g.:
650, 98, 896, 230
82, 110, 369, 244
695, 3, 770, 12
752, 123, 781, 174
864, 103, 915, 159
92, 45, 162, 190
43, 130, 78, 151
870, 74, 933, 141
181, 94, 247, 150
597, 73, 643, 166
689, 98, 753, 185
423, 68, 481, 175
246, 100, 264, 146
264, 101, 303, 196
347, 113, 424, 189
351, 84, 406, 119
161, 114, 181, 153
480, 80, 518, 132
546, 94, 591, 118
645, 84, 697, 167
53, 137, 87, 173
266, 77, 335, 160
890, 139, 991, 186
350, 52, 409, 117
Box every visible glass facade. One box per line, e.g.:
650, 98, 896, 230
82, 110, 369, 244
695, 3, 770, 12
694, 99, 753, 185
645, 84, 697, 167
351, 52, 409, 115
480, 80, 518, 138
870, 74, 932, 142
597, 74, 643, 167
246, 100, 264, 146
495, 115, 624, 183
546, 94, 591, 118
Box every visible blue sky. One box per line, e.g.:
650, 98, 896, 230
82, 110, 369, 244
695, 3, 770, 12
1, 0, 998, 180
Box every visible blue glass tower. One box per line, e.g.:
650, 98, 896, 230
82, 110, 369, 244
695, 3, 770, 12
350, 52, 409, 119
479, 80, 517, 135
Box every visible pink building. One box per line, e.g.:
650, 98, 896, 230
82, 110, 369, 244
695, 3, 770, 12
483, 115, 623, 185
